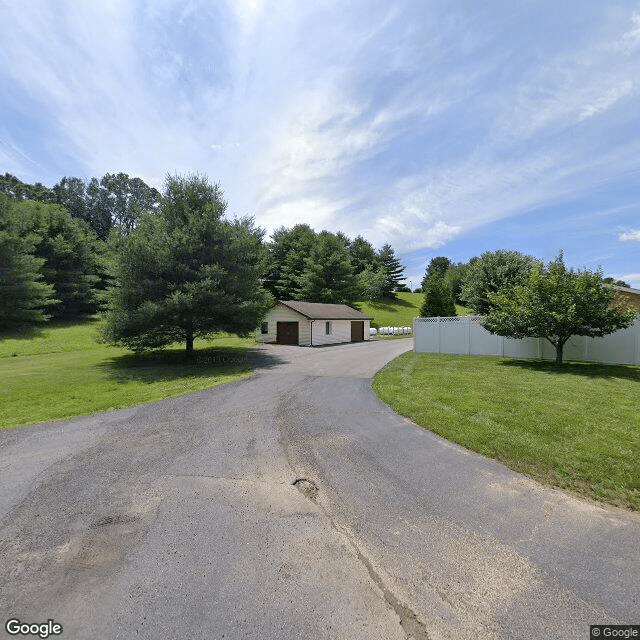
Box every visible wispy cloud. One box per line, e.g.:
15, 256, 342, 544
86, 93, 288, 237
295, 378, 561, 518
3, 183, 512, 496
619, 229, 640, 242
1, 0, 639, 284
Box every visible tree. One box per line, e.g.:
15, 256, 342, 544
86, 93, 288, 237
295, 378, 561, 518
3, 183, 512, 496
357, 264, 389, 301
0, 173, 55, 202
422, 256, 451, 285
263, 224, 317, 300
0, 196, 57, 330
461, 249, 539, 315
378, 243, 406, 298
482, 252, 636, 365
444, 262, 470, 304
298, 231, 358, 304
349, 235, 380, 275
12, 200, 106, 320
99, 172, 161, 233
54, 173, 161, 240
603, 277, 631, 288
420, 275, 456, 317
102, 174, 273, 356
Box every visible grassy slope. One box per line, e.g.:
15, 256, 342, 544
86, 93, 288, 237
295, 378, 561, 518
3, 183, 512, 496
357, 292, 472, 328
373, 352, 640, 511
0, 319, 254, 429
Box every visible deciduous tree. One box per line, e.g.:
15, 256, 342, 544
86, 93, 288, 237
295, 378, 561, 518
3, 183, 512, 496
461, 249, 539, 315
482, 252, 636, 365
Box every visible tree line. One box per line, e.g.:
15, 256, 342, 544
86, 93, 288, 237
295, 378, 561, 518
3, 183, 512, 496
0, 172, 408, 353
263, 224, 406, 304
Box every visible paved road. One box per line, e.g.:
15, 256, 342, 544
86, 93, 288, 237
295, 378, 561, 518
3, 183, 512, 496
1, 339, 638, 639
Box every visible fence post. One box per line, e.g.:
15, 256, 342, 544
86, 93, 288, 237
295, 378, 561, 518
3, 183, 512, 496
437, 317, 441, 353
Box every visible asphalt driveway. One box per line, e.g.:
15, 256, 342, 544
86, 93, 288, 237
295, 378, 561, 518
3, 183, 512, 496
1, 338, 638, 639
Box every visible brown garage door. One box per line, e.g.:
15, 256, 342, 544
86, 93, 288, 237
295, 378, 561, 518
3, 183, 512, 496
351, 321, 364, 342
277, 321, 299, 345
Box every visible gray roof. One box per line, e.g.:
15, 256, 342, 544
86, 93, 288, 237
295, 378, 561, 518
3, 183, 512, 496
278, 300, 373, 320
613, 285, 640, 294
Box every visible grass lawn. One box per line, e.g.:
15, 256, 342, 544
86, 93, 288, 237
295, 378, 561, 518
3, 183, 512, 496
0, 318, 255, 430
373, 352, 640, 511
357, 292, 472, 334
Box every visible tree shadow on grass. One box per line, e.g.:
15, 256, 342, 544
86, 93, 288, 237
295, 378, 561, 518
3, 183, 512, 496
366, 297, 415, 311
0, 325, 46, 342
97, 346, 288, 384
0, 316, 102, 343
498, 358, 640, 382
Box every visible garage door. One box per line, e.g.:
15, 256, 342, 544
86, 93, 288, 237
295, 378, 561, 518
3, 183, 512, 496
350, 321, 364, 342
277, 321, 299, 345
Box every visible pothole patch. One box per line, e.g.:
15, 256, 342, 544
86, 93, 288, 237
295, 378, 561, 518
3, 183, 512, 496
292, 478, 319, 501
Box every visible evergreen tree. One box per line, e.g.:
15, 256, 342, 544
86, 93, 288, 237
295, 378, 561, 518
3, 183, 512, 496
102, 174, 273, 356
420, 275, 456, 317
422, 256, 451, 286
0, 196, 57, 330
263, 224, 317, 300
378, 243, 406, 298
298, 231, 358, 304
12, 200, 106, 319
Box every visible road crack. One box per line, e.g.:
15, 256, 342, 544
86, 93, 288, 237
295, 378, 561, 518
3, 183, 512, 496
293, 477, 430, 640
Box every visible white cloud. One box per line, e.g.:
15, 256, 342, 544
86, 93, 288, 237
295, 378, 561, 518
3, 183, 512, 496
615, 11, 640, 54
579, 80, 635, 120
619, 273, 640, 288
619, 229, 640, 241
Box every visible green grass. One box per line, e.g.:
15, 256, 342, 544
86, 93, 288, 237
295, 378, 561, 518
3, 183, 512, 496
373, 352, 640, 511
0, 319, 255, 429
357, 292, 472, 336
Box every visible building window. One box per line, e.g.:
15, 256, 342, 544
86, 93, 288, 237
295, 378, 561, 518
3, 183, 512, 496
261, 322, 268, 334
325, 321, 332, 335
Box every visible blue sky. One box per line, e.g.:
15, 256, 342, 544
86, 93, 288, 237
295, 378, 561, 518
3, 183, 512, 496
1, 0, 639, 288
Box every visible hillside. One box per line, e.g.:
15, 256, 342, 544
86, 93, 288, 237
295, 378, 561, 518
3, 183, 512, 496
357, 293, 471, 328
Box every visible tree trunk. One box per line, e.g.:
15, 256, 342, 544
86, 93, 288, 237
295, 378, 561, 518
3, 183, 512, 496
186, 332, 194, 358
554, 340, 563, 366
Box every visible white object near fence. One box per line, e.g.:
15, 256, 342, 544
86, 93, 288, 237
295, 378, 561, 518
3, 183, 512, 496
413, 316, 640, 366
378, 326, 412, 336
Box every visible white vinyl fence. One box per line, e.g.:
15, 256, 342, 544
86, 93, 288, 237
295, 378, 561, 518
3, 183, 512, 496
413, 316, 640, 366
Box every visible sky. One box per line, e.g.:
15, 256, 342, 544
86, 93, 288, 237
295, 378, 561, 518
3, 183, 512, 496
1, 0, 639, 289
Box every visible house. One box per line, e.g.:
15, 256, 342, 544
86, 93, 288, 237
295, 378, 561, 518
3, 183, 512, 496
257, 301, 373, 346
612, 286, 640, 313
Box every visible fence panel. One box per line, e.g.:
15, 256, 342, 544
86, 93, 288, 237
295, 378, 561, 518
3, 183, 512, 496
413, 316, 640, 366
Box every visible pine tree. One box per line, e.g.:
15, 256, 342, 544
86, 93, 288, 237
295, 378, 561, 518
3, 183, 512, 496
0, 196, 57, 330
298, 231, 358, 304
102, 174, 273, 356
420, 275, 456, 317
378, 243, 406, 298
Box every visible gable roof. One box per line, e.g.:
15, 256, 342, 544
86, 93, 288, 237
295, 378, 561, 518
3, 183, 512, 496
278, 300, 373, 320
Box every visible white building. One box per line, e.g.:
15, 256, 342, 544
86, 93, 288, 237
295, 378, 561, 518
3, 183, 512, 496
257, 301, 373, 346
